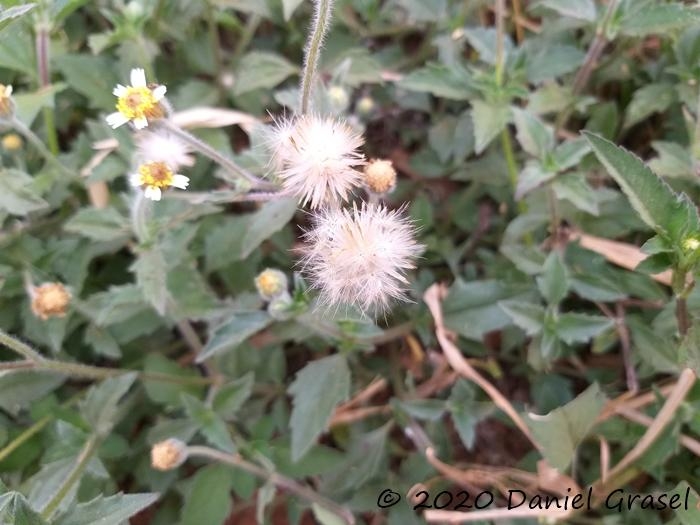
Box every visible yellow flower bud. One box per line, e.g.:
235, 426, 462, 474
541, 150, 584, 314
363, 159, 397, 194
151, 438, 187, 471
30, 283, 71, 320
1, 133, 22, 152
255, 269, 288, 301
356, 95, 375, 116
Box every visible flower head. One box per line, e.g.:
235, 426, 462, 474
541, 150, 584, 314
151, 438, 187, 471
0, 84, 14, 118
300, 203, 423, 315
2, 133, 22, 152
270, 115, 365, 209
136, 130, 193, 168
683, 236, 700, 252
254, 268, 288, 301
106, 68, 166, 129
130, 161, 189, 201
363, 159, 397, 194
31, 282, 71, 320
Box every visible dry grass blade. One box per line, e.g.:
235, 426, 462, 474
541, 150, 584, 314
171, 106, 260, 132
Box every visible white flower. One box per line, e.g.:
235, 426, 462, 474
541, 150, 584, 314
300, 203, 423, 315
135, 130, 194, 168
269, 115, 365, 209
130, 161, 189, 201
106, 68, 167, 130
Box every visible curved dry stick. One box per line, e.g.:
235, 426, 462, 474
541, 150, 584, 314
423, 284, 541, 452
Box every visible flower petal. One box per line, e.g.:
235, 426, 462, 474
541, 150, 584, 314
5, 85, 12, 96
106, 112, 129, 128
133, 117, 149, 130
171, 174, 190, 189
144, 186, 162, 201
113, 84, 128, 97
152, 85, 167, 101
130, 68, 147, 88
129, 173, 142, 187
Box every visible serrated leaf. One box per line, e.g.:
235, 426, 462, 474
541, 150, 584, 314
398, 63, 473, 100
54, 493, 159, 525
180, 465, 233, 525
233, 52, 298, 95
131, 246, 169, 316
512, 108, 554, 159
0, 169, 48, 216
198, 311, 271, 362
81, 373, 137, 436
537, 251, 569, 304
64, 207, 130, 242
536, 0, 596, 21
181, 393, 236, 453
472, 100, 510, 154
583, 131, 700, 244
213, 372, 254, 418
624, 83, 675, 129
526, 383, 606, 470
499, 300, 546, 336
552, 174, 599, 216
239, 198, 297, 259
0, 490, 47, 525
288, 354, 350, 462
621, 3, 700, 36
0, 371, 64, 416
556, 313, 613, 344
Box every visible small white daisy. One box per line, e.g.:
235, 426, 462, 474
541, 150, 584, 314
106, 68, 167, 130
135, 130, 194, 168
300, 203, 423, 315
269, 115, 365, 209
130, 161, 189, 201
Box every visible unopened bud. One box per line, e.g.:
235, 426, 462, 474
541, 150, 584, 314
1, 133, 22, 151
255, 268, 288, 301
151, 438, 187, 471
356, 95, 375, 116
363, 159, 397, 194
30, 282, 71, 320
328, 85, 349, 110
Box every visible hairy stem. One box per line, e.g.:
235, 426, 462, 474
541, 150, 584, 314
35, 22, 59, 155
40, 435, 100, 519
186, 445, 355, 525
572, 0, 619, 95
494, 0, 506, 87
0, 328, 45, 362
299, 0, 334, 114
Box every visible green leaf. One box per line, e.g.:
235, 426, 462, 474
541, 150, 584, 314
555, 313, 613, 344
131, 246, 169, 316
536, 0, 596, 21
64, 207, 130, 242
552, 174, 599, 216
181, 393, 236, 453
472, 100, 510, 154
239, 198, 297, 259
0, 169, 48, 216
499, 300, 545, 336
13, 84, 66, 126
621, 3, 700, 36
213, 372, 254, 419
526, 383, 606, 470
649, 141, 694, 179
0, 490, 47, 525
288, 354, 351, 462
281, 0, 304, 20
53, 54, 119, 108
674, 481, 700, 524
449, 381, 493, 450
198, 311, 272, 362
0, 4, 36, 31
464, 27, 512, 65
515, 162, 557, 200
537, 251, 569, 304
180, 465, 233, 525
398, 63, 473, 100
142, 354, 204, 406
54, 493, 159, 525
512, 108, 554, 159
0, 371, 64, 416
623, 83, 676, 129
582, 131, 700, 243
81, 373, 137, 436
233, 51, 298, 95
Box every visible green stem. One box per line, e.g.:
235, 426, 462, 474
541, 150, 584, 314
205, 1, 226, 104
299, 0, 334, 115
494, 0, 506, 87
159, 120, 275, 190
35, 22, 59, 155
231, 14, 261, 63
501, 128, 518, 191
40, 435, 100, 520
0, 329, 45, 362
186, 445, 355, 525
0, 415, 52, 463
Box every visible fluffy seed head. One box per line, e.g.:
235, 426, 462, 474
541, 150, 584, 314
31, 283, 71, 320
136, 130, 193, 168
300, 203, 423, 315
254, 268, 288, 301
363, 159, 397, 194
270, 115, 365, 209
151, 438, 187, 471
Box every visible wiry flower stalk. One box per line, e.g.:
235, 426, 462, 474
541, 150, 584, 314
299, 0, 334, 114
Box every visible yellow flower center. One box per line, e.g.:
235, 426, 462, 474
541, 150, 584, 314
116, 86, 162, 120
683, 237, 700, 252
138, 161, 174, 188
